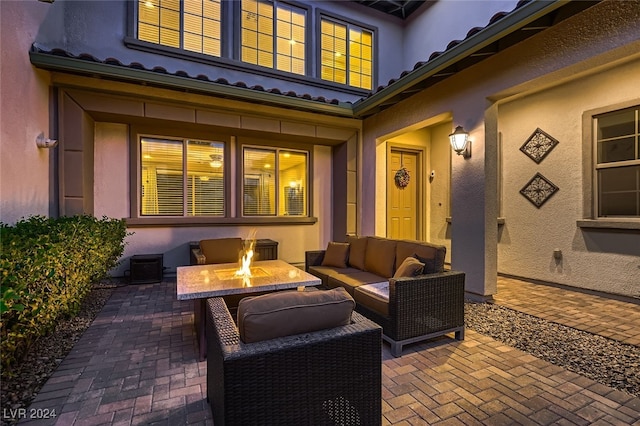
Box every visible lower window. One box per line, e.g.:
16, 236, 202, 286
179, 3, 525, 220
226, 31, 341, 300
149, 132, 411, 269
140, 137, 225, 216
242, 146, 308, 216
594, 106, 640, 217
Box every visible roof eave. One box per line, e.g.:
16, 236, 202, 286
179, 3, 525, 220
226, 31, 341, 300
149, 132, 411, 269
29, 50, 356, 118
352, 0, 566, 117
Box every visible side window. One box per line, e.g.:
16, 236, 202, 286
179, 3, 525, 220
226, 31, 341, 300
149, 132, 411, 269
240, 0, 306, 75
242, 146, 308, 216
137, 0, 222, 57
140, 137, 226, 216
320, 16, 373, 90
594, 106, 640, 218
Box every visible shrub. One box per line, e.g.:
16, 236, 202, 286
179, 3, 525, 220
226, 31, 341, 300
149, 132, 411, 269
0, 215, 128, 374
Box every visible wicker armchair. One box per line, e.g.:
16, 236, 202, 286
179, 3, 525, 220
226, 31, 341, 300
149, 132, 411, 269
191, 237, 243, 265
355, 271, 466, 357
206, 297, 382, 426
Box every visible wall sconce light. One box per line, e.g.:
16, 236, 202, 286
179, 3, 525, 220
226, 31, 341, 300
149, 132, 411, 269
449, 126, 471, 158
36, 133, 58, 149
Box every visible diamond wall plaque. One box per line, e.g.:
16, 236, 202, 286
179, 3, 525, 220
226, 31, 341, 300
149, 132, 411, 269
520, 128, 559, 164
520, 173, 559, 208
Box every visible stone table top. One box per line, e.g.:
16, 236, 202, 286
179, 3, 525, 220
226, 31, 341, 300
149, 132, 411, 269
176, 259, 321, 300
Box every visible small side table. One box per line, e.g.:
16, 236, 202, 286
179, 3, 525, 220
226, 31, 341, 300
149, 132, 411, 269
130, 254, 164, 284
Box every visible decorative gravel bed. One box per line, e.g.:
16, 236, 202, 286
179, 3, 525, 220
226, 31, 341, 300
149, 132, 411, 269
465, 301, 640, 397
1, 288, 638, 426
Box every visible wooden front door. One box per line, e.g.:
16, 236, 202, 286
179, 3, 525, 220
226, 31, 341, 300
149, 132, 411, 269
387, 150, 419, 240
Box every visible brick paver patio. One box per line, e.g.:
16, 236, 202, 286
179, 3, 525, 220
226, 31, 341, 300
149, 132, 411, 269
15, 277, 640, 425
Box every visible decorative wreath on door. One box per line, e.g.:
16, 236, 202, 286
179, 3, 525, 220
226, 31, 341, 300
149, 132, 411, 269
394, 167, 410, 188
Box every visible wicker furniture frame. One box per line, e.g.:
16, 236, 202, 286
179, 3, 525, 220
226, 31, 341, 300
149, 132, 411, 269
206, 297, 382, 426
306, 250, 465, 356
356, 271, 465, 357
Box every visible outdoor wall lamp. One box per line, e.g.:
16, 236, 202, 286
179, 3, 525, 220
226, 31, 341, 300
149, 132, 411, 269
36, 133, 58, 149
449, 126, 471, 159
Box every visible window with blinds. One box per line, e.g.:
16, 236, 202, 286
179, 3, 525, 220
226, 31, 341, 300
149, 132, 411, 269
137, 0, 222, 57
320, 17, 372, 90
595, 106, 640, 217
140, 137, 225, 216
241, 0, 306, 75
242, 146, 308, 216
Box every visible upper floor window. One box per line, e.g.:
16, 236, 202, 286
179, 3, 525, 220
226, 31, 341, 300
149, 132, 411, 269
320, 17, 373, 90
242, 146, 308, 216
138, 0, 222, 57
133, 1, 375, 90
240, 0, 306, 75
140, 137, 225, 216
594, 106, 640, 218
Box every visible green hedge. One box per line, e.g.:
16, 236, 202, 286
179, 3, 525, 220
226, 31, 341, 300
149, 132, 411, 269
0, 215, 128, 373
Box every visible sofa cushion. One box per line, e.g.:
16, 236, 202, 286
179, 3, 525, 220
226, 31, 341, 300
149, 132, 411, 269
321, 242, 350, 268
354, 282, 389, 317
346, 235, 368, 270
364, 237, 397, 278
396, 241, 446, 273
327, 271, 387, 296
200, 238, 243, 264
237, 288, 355, 343
308, 265, 362, 279
393, 256, 424, 278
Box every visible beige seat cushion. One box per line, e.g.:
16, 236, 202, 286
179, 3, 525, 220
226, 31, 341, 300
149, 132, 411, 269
327, 271, 387, 296
321, 242, 350, 268
354, 282, 389, 317
393, 256, 424, 278
200, 238, 243, 264
237, 287, 355, 343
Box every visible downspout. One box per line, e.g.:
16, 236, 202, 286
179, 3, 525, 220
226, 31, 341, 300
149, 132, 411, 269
49, 86, 60, 218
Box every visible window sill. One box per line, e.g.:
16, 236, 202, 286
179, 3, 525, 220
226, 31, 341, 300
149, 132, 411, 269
126, 216, 318, 228
576, 219, 640, 231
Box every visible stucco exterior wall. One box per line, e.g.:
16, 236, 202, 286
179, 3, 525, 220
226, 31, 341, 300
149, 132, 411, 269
403, 0, 519, 71
428, 122, 452, 261
94, 121, 332, 275
0, 1, 53, 224
361, 0, 640, 298
498, 58, 640, 297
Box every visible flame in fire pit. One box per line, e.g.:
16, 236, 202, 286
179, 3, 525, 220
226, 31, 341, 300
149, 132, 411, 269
235, 248, 254, 278
235, 229, 257, 285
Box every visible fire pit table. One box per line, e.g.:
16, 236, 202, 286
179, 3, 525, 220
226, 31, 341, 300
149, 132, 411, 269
177, 259, 321, 360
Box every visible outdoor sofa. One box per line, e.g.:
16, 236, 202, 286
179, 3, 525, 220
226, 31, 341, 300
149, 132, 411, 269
305, 235, 465, 357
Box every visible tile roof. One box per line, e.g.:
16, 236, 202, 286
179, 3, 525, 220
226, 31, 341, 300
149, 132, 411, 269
30, 45, 346, 107
29, 0, 598, 117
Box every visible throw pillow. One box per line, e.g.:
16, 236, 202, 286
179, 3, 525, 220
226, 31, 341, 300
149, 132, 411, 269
321, 242, 350, 268
413, 253, 437, 274
393, 256, 425, 278
237, 287, 355, 343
